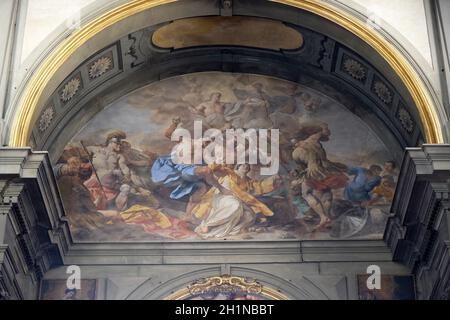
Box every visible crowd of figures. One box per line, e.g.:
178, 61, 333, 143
55, 77, 397, 241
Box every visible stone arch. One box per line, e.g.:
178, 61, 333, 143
125, 266, 331, 300
4, 0, 445, 148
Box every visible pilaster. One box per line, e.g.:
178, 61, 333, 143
0, 148, 68, 299
385, 144, 450, 299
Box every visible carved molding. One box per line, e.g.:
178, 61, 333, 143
164, 274, 289, 300
0, 148, 69, 299
385, 144, 450, 299
188, 275, 263, 295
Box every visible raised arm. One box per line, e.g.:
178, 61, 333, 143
164, 117, 181, 139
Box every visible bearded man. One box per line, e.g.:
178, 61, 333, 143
291, 124, 348, 230
83, 130, 132, 210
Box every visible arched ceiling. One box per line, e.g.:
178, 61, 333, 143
6, 0, 441, 150
11, 0, 436, 244
19, 0, 434, 68
35, 18, 415, 163
15, 0, 430, 159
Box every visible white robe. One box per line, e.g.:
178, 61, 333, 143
195, 177, 255, 238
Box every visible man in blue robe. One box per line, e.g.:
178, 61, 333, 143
151, 118, 231, 218
151, 155, 205, 200
344, 165, 382, 203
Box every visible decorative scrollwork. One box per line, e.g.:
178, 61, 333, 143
188, 275, 263, 295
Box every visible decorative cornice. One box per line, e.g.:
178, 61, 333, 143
60, 240, 392, 266
385, 144, 450, 299
0, 148, 68, 299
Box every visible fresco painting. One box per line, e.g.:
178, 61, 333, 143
40, 279, 97, 300
55, 72, 398, 242
357, 275, 415, 300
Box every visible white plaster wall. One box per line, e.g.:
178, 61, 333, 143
0, 0, 16, 113
21, 0, 97, 62
337, 0, 433, 67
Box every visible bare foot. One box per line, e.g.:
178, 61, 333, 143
312, 218, 331, 232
